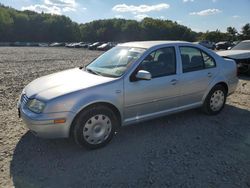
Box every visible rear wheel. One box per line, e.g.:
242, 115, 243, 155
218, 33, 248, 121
203, 85, 227, 115
72, 105, 118, 149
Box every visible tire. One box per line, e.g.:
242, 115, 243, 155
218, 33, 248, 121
202, 85, 227, 115
72, 105, 119, 149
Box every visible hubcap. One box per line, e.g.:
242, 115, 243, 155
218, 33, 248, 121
83, 114, 112, 144
210, 90, 225, 111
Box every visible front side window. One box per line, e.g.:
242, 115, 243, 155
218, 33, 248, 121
180, 47, 216, 73
139, 47, 176, 78
86, 46, 146, 77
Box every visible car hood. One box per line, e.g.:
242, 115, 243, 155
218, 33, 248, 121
216, 50, 250, 59
25, 68, 115, 100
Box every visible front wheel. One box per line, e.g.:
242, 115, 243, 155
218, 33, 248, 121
202, 85, 227, 115
72, 105, 118, 149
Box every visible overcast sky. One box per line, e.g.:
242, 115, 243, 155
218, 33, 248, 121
1, 0, 249, 32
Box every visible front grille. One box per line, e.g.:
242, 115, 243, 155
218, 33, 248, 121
21, 94, 29, 106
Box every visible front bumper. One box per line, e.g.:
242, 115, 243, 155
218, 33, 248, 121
18, 104, 75, 138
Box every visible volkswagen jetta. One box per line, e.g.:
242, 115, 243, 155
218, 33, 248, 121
18, 41, 238, 149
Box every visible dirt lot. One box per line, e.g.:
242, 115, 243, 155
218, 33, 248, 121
0, 47, 250, 188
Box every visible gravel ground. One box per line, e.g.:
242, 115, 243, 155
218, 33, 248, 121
0, 47, 249, 188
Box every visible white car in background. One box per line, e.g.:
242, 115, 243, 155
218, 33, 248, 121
217, 40, 250, 75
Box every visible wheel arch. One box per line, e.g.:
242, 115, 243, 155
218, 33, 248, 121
215, 82, 228, 94
69, 102, 122, 138
202, 81, 229, 103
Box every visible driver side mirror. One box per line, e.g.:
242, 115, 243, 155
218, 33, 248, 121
135, 70, 152, 81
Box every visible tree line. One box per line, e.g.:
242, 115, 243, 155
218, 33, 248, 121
0, 5, 249, 43
198, 25, 250, 42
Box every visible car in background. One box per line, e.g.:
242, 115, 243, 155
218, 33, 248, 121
194, 40, 215, 50
230, 41, 240, 49
38, 43, 49, 47
88, 42, 102, 50
215, 41, 232, 50
49, 42, 65, 47
10, 42, 39, 47
65, 43, 75, 48
82, 43, 91, 48
11, 42, 28, 47
217, 40, 250, 75
73, 42, 87, 48
97, 42, 117, 51
66, 42, 87, 48
18, 41, 238, 149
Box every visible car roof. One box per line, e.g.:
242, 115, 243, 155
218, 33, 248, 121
118, 40, 190, 49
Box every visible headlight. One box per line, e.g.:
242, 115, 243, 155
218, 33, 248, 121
27, 99, 45, 113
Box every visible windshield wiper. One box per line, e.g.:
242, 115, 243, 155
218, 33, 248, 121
86, 68, 102, 76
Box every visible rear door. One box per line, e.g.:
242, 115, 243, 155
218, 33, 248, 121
177, 46, 218, 106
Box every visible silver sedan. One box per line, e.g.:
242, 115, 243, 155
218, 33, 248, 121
18, 41, 238, 149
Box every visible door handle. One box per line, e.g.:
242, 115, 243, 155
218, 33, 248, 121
207, 72, 212, 77
170, 79, 178, 85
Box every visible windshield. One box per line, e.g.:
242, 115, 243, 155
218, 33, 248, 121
86, 46, 146, 77
231, 41, 250, 50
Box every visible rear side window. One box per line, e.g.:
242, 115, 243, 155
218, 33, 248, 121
180, 47, 216, 73
202, 52, 216, 68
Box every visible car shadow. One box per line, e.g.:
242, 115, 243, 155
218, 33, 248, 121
10, 104, 250, 187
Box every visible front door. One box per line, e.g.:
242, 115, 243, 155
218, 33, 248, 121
123, 46, 180, 124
